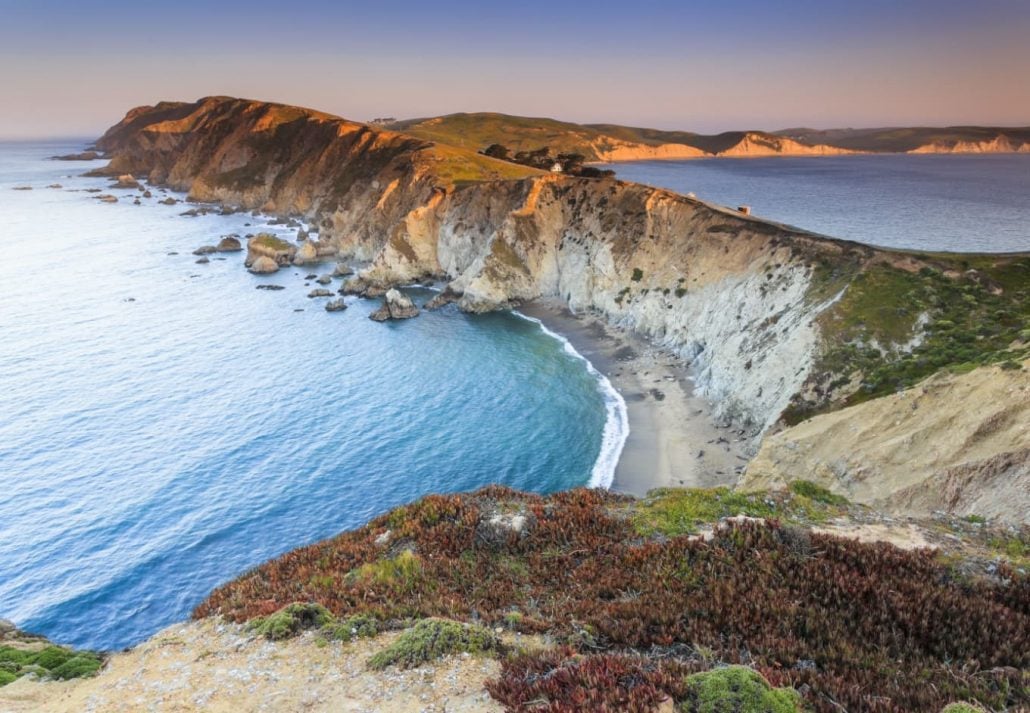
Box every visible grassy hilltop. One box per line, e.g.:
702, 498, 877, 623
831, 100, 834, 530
390, 112, 1030, 162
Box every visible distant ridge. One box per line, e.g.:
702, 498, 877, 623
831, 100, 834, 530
388, 113, 1030, 161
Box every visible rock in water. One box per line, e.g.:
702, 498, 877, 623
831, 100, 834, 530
52, 151, 99, 161
307, 289, 333, 298
325, 298, 348, 312
333, 262, 355, 277
369, 289, 420, 322
293, 241, 318, 265
315, 275, 332, 285
114, 174, 140, 189
248, 256, 279, 274
216, 236, 242, 252
193, 245, 218, 255
424, 288, 461, 310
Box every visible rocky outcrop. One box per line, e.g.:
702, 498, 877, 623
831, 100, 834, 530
741, 361, 1030, 522
216, 235, 242, 252
51, 151, 100, 161
246, 233, 296, 267
248, 256, 279, 274
324, 298, 348, 312
294, 243, 316, 264
369, 289, 419, 321
113, 174, 141, 189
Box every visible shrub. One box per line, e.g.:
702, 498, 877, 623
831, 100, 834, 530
346, 550, 421, 590
0, 644, 103, 685
940, 704, 987, 713
788, 480, 849, 506
50, 654, 103, 680
248, 602, 334, 640
681, 666, 803, 713
325, 614, 379, 643
367, 619, 499, 670
32, 646, 73, 670
631, 267, 644, 282
488, 647, 686, 712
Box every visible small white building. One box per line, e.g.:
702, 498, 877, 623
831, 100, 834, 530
550, 162, 563, 173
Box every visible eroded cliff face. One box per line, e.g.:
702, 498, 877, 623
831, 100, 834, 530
92, 97, 1028, 437
908, 136, 1030, 154
358, 175, 869, 433
713, 133, 856, 158
741, 360, 1030, 522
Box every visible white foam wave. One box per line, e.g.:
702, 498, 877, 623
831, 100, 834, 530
513, 312, 629, 489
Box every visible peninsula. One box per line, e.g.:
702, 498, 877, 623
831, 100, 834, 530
2, 97, 1027, 712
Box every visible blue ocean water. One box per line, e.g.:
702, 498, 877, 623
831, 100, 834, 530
0, 141, 624, 650
607, 154, 1030, 253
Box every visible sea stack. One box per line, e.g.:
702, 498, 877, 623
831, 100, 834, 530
369, 289, 420, 321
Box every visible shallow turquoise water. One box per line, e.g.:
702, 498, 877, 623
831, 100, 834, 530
0, 142, 620, 650
608, 154, 1030, 253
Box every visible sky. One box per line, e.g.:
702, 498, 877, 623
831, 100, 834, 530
0, 0, 1028, 138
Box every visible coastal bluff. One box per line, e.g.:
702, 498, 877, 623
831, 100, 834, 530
92, 96, 1030, 515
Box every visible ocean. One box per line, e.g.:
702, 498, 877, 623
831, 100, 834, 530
3, 143, 1027, 653
0, 141, 624, 650
607, 154, 1030, 253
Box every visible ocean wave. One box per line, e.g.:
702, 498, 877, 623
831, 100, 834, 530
513, 312, 629, 489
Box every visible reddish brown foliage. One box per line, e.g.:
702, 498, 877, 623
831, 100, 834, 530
194, 487, 1030, 712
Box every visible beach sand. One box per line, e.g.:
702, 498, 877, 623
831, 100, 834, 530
520, 300, 750, 497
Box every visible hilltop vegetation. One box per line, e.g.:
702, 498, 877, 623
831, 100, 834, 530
196, 486, 1029, 712
787, 254, 1030, 422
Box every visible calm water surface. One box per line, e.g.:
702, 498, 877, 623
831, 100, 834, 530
607, 154, 1030, 253
0, 141, 620, 649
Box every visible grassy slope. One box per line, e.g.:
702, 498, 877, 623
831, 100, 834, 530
790, 252, 1030, 423
194, 486, 1029, 713
421, 143, 543, 187
389, 112, 619, 159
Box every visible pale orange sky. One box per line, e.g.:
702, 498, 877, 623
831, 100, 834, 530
1, 0, 1028, 138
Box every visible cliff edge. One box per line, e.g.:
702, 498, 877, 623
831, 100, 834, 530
92, 97, 1030, 443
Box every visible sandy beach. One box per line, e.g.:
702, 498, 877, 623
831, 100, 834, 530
519, 300, 750, 496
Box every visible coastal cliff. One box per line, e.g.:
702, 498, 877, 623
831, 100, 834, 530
93, 97, 1030, 443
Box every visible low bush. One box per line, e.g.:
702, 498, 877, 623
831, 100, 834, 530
325, 614, 380, 643
681, 666, 803, 713
788, 480, 848, 506
366, 619, 499, 670
0, 644, 103, 685
247, 602, 334, 640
